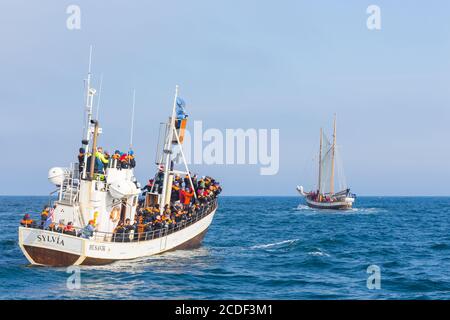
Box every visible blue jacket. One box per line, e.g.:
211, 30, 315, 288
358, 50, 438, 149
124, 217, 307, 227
81, 224, 95, 239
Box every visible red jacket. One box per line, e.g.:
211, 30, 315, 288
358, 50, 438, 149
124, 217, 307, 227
119, 154, 128, 162
179, 189, 185, 204
180, 189, 194, 205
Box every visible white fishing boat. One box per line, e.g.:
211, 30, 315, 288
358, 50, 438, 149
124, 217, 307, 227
297, 115, 355, 210
18, 52, 220, 266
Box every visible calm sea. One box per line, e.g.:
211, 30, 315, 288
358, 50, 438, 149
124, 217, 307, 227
1, 196, 450, 299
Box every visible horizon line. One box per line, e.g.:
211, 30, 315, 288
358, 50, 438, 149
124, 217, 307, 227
1, 194, 449, 198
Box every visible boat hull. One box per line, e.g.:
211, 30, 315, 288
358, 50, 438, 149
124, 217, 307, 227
18, 208, 216, 267
305, 197, 353, 210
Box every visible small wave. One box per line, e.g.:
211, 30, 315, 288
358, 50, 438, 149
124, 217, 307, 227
296, 204, 312, 211
0, 239, 17, 247
431, 243, 450, 251
308, 249, 330, 257
250, 239, 300, 249
349, 207, 386, 214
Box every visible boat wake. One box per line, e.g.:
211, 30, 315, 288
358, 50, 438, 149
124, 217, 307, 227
294, 204, 384, 215
81, 247, 212, 272
250, 238, 300, 249
347, 207, 386, 214
296, 204, 312, 211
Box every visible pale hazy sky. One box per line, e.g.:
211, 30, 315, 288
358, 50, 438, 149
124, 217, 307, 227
1, 0, 449, 196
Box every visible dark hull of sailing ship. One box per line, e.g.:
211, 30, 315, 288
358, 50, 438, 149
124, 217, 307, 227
300, 188, 355, 210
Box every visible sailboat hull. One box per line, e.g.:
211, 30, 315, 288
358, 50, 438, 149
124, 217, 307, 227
305, 197, 353, 210
297, 186, 354, 210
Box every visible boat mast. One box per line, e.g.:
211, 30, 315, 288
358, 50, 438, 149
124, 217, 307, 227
159, 85, 179, 214
318, 127, 323, 194
89, 120, 100, 180
95, 73, 104, 120
330, 114, 337, 195
81, 46, 96, 180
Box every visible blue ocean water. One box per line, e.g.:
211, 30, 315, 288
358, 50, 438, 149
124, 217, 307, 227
1, 196, 450, 299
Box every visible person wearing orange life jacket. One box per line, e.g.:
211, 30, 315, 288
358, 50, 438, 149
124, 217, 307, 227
128, 150, 136, 168
81, 220, 96, 239
40, 207, 50, 228
153, 204, 160, 216
171, 182, 181, 202
179, 186, 185, 204
20, 214, 35, 228
119, 152, 129, 169
135, 215, 145, 240
56, 219, 65, 233
111, 150, 121, 169
47, 221, 57, 232
64, 222, 76, 236
163, 204, 171, 216
153, 215, 162, 230
180, 187, 194, 209
143, 222, 153, 240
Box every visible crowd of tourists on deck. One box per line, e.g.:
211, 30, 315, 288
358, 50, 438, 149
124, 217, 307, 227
19, 173, 221, 242
19, 206, 78, 236
77, 146, 136, 178
112, 174, 222, 242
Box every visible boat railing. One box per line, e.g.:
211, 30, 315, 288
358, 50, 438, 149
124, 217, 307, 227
91, 198, 218, 243
26, 198, 218, 244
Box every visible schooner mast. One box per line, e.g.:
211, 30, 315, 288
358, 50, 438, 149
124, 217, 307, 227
329, 114, 337, 195
318, 128, 323, 195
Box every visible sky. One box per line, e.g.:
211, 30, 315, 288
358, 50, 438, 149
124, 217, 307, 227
0, 0, 449, 196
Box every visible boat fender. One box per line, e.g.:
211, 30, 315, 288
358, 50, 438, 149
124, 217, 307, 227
110, 207, 120, 222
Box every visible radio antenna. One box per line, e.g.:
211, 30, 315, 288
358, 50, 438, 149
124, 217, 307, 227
95, 74, 103, 120
129, 89, 136, 149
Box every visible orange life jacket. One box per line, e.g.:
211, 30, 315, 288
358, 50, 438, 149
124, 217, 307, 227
183, 190, 194, 204
20, 219, 33, 226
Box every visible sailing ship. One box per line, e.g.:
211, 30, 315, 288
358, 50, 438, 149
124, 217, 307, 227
18, 53, 220, 266
297, 115, 355, 210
